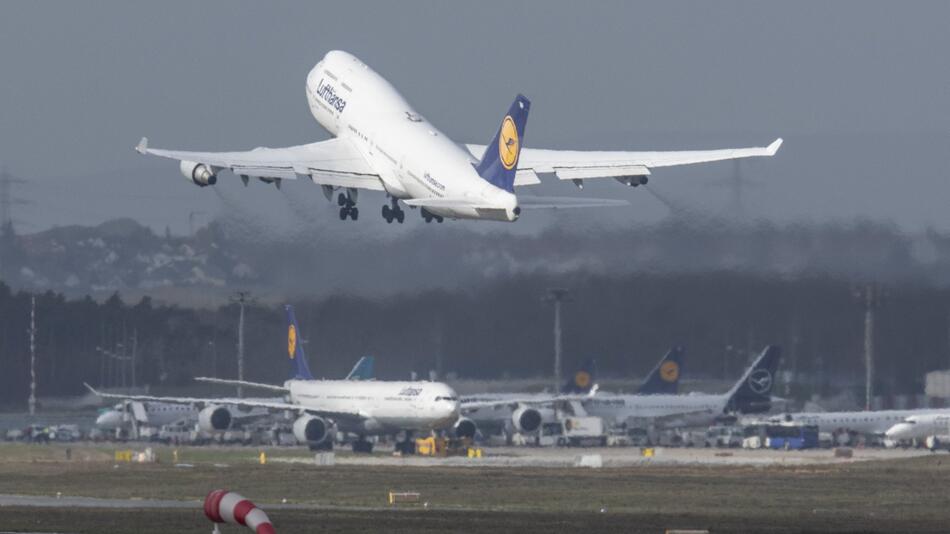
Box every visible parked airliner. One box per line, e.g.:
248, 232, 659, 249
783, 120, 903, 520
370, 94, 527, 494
88, 306, 459, 453
137, 50, 782, 223
885, 412, 950, 445
580, 345, 781, 430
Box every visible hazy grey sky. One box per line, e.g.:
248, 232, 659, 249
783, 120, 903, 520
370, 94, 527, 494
1, 1, 949, 234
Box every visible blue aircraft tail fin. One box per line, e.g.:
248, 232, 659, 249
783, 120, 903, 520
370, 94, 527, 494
285, 305, 314, 380
725, 345, 782, 414
562, 358, 597, 394
475, 94, 531, 193
637, 347, 684, 395
345, 356, 375, 380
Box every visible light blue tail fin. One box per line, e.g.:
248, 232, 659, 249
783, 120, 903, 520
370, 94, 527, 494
345, 356, 375, 380
637, 347, 684, 395
285, 305, 314, 380
475, 94, 531, 193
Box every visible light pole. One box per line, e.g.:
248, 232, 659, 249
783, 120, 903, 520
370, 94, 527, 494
28, 295, 36, 417
544, 288, 571, 393
231, 291, 251, 398
854, 284, 882, 411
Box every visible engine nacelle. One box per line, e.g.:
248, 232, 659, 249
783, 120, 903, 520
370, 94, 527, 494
453, 417, 478, 439
198, 406, 232, 432
292, 415, 330, 445
180, 160, 218, 187
511, 406, 543, 433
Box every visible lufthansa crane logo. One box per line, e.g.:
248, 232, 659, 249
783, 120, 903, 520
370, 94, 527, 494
747, 369, 773, 394
498, 115, 519, 170
574, 370, 592, 389
660, 361, 680, 383
287, 324, 297, 359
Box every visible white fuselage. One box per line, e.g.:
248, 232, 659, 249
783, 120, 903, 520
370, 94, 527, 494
95, 402, 196, 430
286, 379, 460, 435
766, 409, 950, 436
885, 412, 950, 441
304, 50, 518, 222
582, 393, 730, 429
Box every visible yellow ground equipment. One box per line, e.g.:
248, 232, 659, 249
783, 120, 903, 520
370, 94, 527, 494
414, 436, 475, 457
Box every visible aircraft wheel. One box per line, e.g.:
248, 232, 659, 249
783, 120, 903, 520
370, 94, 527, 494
396, 210, 405, 223
350, 207, 359, 221
339, 208, 348, 221
337, 193, 347, 206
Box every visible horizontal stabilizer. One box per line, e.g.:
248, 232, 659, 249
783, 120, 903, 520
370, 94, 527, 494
517, 196, 629, 209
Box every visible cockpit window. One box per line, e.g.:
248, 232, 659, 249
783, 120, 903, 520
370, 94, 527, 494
435, 396, 459, 402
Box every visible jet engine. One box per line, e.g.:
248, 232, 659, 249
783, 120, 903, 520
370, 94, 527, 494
511, 406, 543, 433
180, 160, 217, 187
453, 417, 478, 439
197, 406, 232, 432
292, 415, 330, 445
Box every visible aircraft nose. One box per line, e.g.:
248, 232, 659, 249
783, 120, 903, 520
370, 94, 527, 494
885, 423, 911, 439
96, 410, 121, 429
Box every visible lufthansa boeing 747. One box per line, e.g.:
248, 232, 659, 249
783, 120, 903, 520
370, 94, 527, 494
137, 50, 782, 223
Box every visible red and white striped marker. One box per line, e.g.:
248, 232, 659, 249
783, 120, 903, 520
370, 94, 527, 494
204, 489, 276, 534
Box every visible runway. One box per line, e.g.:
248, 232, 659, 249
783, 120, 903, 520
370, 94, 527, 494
272, 445, 936, 468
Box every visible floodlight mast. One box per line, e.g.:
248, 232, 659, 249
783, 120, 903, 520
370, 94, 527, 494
544, 288, 572, 394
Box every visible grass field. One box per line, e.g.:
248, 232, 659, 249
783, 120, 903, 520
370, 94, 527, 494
0, 443, 948, 533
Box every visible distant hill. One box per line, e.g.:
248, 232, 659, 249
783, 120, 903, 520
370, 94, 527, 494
1, 216, 949, 304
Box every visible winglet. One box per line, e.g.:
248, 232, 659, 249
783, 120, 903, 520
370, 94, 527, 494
135, 137, 149, 155
766, 138, 783, 156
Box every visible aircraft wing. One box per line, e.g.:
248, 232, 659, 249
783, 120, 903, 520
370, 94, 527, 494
460, 387, 599, 412
136, 137, 385, 191
465, 138, 782, 185
193, 377, 290, 393
84, 383, 365, 422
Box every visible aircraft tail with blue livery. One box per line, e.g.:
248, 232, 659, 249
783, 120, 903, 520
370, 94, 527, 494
724, 345, 782, 414
475, 95, 531, 193
562, 359, 598, 394
345, 356, 375, 381
637, 347, 684, 395
285, 305, 315, 380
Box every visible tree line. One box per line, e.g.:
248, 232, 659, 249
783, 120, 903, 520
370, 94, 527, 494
1, 271, 948, 408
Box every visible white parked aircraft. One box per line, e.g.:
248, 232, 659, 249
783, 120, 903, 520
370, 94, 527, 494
93, 358, 373, 436
87, 306, 460, 453
95, 401, 196, 431
764, 408, 950, 437
137, 50, 782, 223
459, 349, 683, 437
884, 412, 950, 444
581, 345, 782, 430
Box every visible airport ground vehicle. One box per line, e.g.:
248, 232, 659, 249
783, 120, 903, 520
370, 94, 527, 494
705, 425, 744, 448
764, 424, 819, 449
539, 417, 607, 447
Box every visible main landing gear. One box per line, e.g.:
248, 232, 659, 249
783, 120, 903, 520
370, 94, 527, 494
421, 208, 443, 224
394, 431, 416, 455
337, 192, 359, 221
352, 436, 374, 453
381, 198, 405, 224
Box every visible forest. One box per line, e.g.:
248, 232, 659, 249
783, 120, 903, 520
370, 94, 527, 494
1, 270, 947, 408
